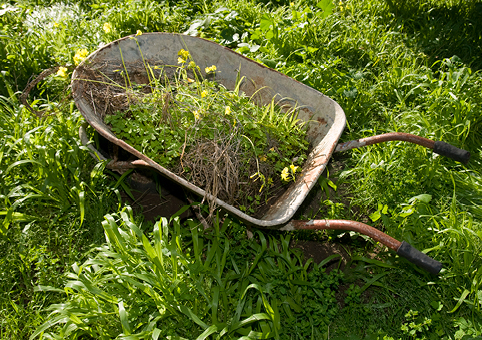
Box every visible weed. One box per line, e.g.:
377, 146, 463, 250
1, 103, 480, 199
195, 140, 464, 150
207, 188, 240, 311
0, 93, 121, 338
94, 48, 309, 215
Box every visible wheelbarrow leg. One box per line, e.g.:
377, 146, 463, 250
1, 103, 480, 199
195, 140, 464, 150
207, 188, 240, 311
284, 220, 442, 275
334, 132, 470, 164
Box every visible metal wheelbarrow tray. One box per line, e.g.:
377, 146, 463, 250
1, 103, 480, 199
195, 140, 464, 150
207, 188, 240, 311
73, 33, 470, 275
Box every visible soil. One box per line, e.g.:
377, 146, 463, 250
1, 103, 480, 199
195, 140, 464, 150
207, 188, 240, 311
290, 239, 351, 271
120, 170, 193, 222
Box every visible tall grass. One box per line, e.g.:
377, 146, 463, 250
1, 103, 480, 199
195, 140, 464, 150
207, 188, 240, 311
32, 209, 345, 339
0, 92, 121, 338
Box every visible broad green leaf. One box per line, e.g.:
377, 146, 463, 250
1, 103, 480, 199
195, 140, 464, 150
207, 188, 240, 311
196, 325, 218, 340
78, 189, 85, 227
231, 313, 271, 333
318, 254, 341, 268
211, 286, 219, 324
350, 256, 396, 269
177, 305, 208, 329
359, 272, 388, 293
5, 159, 42, 174
29, 315, 69, 340
152, 328, 161, 340
316, 0, 334, 18
259, 14, 273, 32
369, 210, 381, 222
118, 301, 132, 335
449, 289, 470, 313
409, 194, 432, 204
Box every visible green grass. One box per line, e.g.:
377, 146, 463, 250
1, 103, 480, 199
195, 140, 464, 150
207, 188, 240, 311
32, 209, 346, 339
0, 94, 123, 337
1, 0, 482, 338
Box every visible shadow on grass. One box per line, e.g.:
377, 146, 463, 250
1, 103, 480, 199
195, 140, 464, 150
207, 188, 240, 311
385, 0, 482, 70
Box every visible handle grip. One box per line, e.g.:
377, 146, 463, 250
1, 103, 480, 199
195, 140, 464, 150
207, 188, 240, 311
397, 241, 442, 275
433, 141, 470, 164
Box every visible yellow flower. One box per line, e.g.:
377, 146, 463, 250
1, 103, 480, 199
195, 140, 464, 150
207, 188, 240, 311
193, 110, 201, 119
290, 164, 299, 173
103, 22, 112, 33
187, 78, 195, 83
178, 57, 185, 64
269, 147, 275, 152
53, 22, 59, 27
73, 49, 89, 65
205, 65, 217, 73
225, 106, 231, 115
178, 49, 190, 60
201, 90, 208, 98
259, 155, 267, 162
136, 30, 142, 36
56, 66, 68, 78
188, 61, 196, 69
281, 167, 290, 181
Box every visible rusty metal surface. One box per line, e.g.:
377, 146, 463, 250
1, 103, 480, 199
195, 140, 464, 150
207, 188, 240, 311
72, 33, 346, 228
334, 132, 435, 153
282, 220, 402, 251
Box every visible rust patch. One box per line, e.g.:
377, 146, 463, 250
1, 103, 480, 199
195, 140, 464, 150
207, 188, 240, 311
334, 132, 436, 153
317, 117, 327, 125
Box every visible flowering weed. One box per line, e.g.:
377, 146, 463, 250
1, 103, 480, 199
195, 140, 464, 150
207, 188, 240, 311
73, 48, 88, 65
101, 49, 309, 215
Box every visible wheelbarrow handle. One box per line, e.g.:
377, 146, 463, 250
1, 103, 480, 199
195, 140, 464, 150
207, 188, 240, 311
433, 141, 470, 164
287, 220, 442, 275
334, 132, 470, 165
396, 241, 442, 276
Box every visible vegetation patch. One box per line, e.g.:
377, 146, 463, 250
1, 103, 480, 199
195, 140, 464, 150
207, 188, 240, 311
79, 47, 309, 216
1, 0, 482, 339
34, 209, 344, 339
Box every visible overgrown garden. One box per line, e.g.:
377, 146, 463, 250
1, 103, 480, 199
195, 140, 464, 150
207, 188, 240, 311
1, 0, 481, 338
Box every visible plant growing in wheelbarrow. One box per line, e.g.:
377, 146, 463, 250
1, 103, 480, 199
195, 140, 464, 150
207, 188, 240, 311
101, 48, 310, 216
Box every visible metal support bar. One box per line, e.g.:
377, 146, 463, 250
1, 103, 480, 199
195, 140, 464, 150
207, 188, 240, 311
334, 132, 470, 164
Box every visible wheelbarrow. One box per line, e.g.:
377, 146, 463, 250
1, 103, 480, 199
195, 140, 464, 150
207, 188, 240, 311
73, 33, 470, 275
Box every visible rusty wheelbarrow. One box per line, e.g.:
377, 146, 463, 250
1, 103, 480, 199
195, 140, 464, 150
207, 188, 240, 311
74, 33, 470, 275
